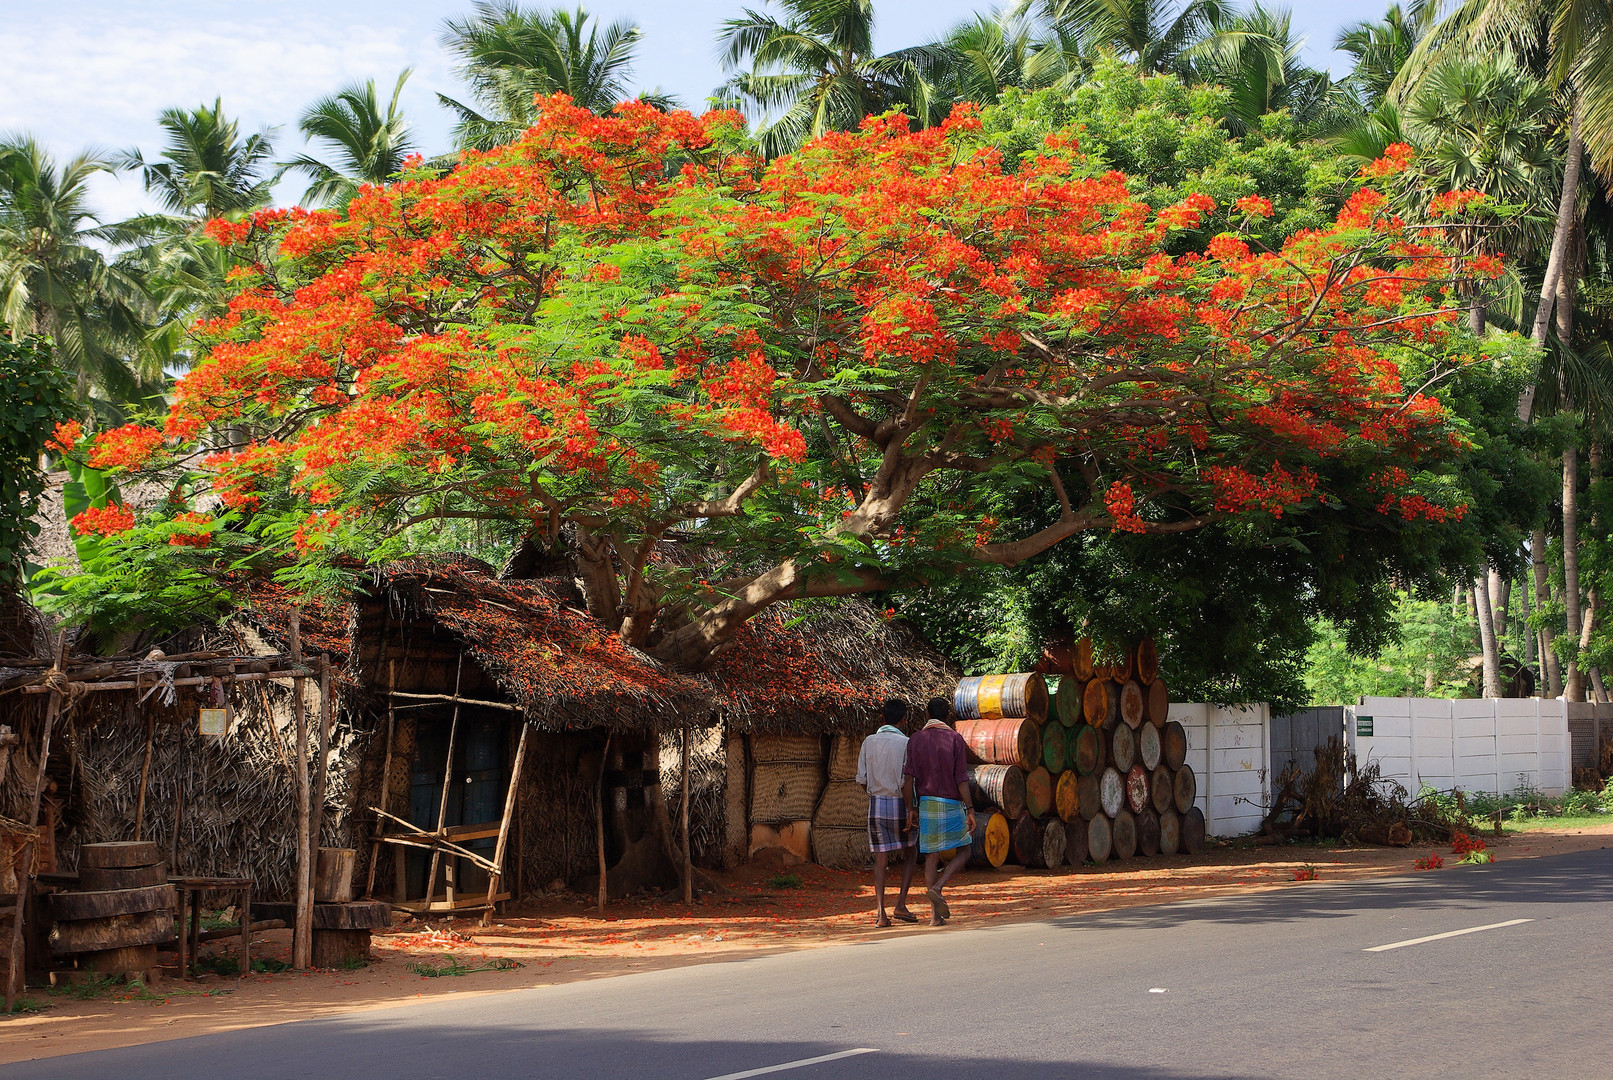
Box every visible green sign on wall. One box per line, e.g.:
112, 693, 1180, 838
1356, 716, 1374, 737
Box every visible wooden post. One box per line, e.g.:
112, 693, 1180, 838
596, 730, 612, 913
309, 655, 333, 882
480, 721, 529, 924
134, 714, 154, 841
681, 725, 693, 906
290, 609, 313, 970
240, 881, 252, 981
6, 635, 65, 1014
364, 660, 397, 900
424, 654, 463, 906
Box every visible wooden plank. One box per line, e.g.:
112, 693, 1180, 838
481, 721, 529, 922
442, 824, 505, 842
392, 892, 510, 914
383, 690, 520, 712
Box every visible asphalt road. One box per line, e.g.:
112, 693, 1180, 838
7, 845, 1611, 1080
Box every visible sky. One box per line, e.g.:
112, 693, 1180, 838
2, 0, 1399, 222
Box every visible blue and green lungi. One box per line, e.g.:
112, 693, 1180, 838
917, 795, 970, 854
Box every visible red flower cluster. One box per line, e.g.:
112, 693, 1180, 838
1450, 832, 1487, 856
47, 420, 82, 454
168, 511, 214, 547
1234, 195, 1274, 218
88, 424, 164, 470
1414, 852, 1444, 870
70, 503, 136, 537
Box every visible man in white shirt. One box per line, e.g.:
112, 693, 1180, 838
856, 699, 919, 927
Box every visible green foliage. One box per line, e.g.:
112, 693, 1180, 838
0, 333, 72, 583
1306, 598, 1478, 704
766, 871, 803, 889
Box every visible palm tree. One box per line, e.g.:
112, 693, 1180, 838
283, 71, 417, 208
1024, 0, 1239, 75
118, 99, 276, 222
0, 136, 155, 412
1336, 2, 1431, 107
716, 0, 949, 156
1184, 4, 1338, 133
439, 3, 659, 150
927, 10, 1070, 111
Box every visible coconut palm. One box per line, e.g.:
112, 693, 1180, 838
1336, 2, 1431, 107
716, 0, 950, 156
439, 3, 661, 150
0, 136, 156, 411
1183, 4, 1338, 133
282, 70, 417, 208
927, 10, 1071, 111
118, 99, 276, 222
1023, 0, 1242, 75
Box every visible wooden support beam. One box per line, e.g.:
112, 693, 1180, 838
290, 610, 313, 971
382, 690, 520, 712
597, 731, 612, 914
423, 655, 463, 907
481, 721, 529, 924
5, 634, 64, 1014
309, 656, 333, 890
681, 725, 693, 906
134, 714, 154, 841
17, 668, 314, 694
364, 660, 398, 901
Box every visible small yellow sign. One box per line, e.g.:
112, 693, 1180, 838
199, 708, 228, 737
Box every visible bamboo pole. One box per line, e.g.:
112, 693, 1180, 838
364, 660, 398, 900
381, 690, 520, 712
596, 731, 612, 914
481, 721, 529, 923
134, 714, 154, 841
5, 634, 65, 1014
289, 609, 313, 970
309, 656, 333, 889
681, 725, 693, 906
423, 655, 463, 905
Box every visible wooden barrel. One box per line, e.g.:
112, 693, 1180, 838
1073, 638, 1095, 680
1025, 765, 1055, 819
1174, 763, 1197, 814
1041, 721, 1069, 774
1158, 807, 1181, 855
1112, 647, 1135, 684
1109, 724, 1135, 773
1182, 806, 1207, 854
1150, 765, 1173, 814
1111, 809, 1137, 859
1010, 812, 1041, 865
1162, 720, 1187, 769
1055, 677, 1084, 726
1031, 816, 1067, 869
1125, 764, 1150, 815
1099, 766, 1125, 818
954, 673, 1049, 723
957, 717, 1040, 768
1077, 772, 1102, 820
1146, 680, 1170, 727
1087, 813, 1112, 861
1072, 725, 1102, 776
1041, 641, 1075, 676
1119, 680, 1144, 729
969, 764, 1026, 820
1082, 679, 1114, 727
1137, 808, 1161, 856
1135, 639, 1159, 684
969, 809, 1011, 868
1065, 816, 1091, 865
1055, 770, 1080, 822
1137, 722, 1161, 771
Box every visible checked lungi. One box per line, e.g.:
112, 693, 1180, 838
867, 795, 914, 853
917, 796, 970, 854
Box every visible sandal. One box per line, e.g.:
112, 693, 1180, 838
891, 910, 919, 924
874, 916, 892, 928
926, 887, 951, 920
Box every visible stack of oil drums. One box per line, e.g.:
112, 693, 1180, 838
952, 639, 1207, 870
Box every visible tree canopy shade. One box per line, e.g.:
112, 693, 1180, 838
65, 97, 1492, 671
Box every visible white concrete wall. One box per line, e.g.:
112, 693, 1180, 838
1346, 697, 1569, 797
1168, 702, 1270, 837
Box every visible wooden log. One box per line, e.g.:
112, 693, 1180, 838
1073, 638, 1095, 681
1040, 721, 1069, 774
1009, 813, 1040, 866
968, 810, 1011, 868
1135, 639, 1159, 684
1053, 677, 1084, 726
314, 848, 356, 903
1146, 680, 1170, 727
1099, 767, 1124, 818
50, 909, 175, 955
1136, 809, 1161, 856
1119, 681, 1144, 729
311, 928, 371, 969
955, 717, 1040, 768
1109, 723, 1135, 774
969, 764, 1026, 820
1054, 770, 1080, 823
1032, 816, 1066, 869
79, 864, 167, 891
1159, 808, 1181, 855
1162, 720, 1187, 769
1077, 772, 1102, 821
953, 673, 1049, 723
1137, 723, 1162, 771
1086, 813, 1112, 862
47, 885, 173, 922
79, 842, 161, 869
78, 944, 158, 975
1182, 806, 1207, 854
1150, 765, 1174, 814
1064, 816, 1090, 865
251, 901, 392, 931
1082, 679, 1114, 726
1125, 765, 1150, 815
1174, 764, 1197, 814
1071, 725, 1102, 776
1024, 766, 1054, 819
1111, 809, 1137, 860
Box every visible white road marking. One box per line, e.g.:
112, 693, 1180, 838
1365, 918, 1532, 953
700, 1048, 880, 1079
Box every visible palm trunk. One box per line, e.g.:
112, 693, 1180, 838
1519, 97, 1582, 420
1564, 442, 1585, 701
1475, 571, 1503, 698
1533, 528, 1562, 696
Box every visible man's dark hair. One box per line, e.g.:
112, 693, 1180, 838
882, 699, 909, 726
926, 696, 950, 722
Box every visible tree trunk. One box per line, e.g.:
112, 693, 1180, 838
1533, 528, 1562, 696
1564, 443, 1585, 701
1520, 96, 1582, 419
1520, 569, 1537, 679
1488, 567, 1509, 657
1475, 571, 1503, 698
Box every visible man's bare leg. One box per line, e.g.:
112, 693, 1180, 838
873, 850, 891, 926
893, 843, 918, 919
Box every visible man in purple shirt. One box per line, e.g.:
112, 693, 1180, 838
903, 697, 974, 925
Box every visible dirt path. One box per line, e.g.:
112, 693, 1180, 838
6, 821, 1610, 1066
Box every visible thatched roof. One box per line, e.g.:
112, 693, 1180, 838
343, 556, 956, 734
